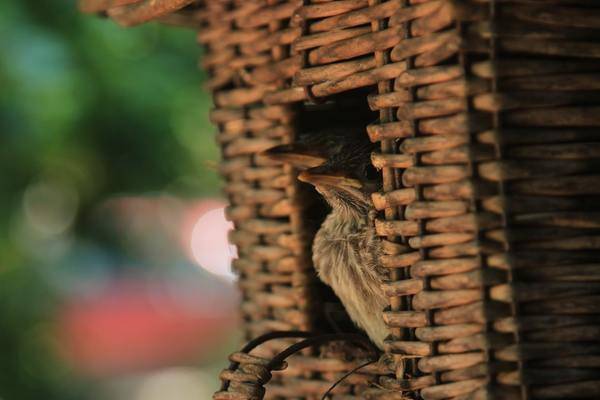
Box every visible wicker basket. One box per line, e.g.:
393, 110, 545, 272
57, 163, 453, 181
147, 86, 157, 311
81, 1, 600, 399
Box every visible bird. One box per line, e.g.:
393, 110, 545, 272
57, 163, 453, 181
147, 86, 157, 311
262, 127, 390, 349
297, 141, 389, 349
260, 128, 364, 240
261, 126, 368, 170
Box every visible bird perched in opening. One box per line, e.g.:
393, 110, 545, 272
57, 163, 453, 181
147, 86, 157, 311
265, 135, 389, 349
298, 142, 389, 349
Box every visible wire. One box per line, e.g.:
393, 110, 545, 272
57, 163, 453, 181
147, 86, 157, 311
321, 359, 377, 400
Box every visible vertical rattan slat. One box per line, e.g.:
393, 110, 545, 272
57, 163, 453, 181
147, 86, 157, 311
371, 2, 492, 399
197, 4, 325, 397
199, 1, 315, 357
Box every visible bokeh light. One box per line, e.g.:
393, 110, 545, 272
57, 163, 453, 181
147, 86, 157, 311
190, 204, 237, 281
57, 276, 238, 378
134, 368, 215, 400
23, 179, 79, 237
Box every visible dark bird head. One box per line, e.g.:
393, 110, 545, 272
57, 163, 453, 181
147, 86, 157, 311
260, 127, 367, 170
298, 141, 380, 215
261, 142, 328, 170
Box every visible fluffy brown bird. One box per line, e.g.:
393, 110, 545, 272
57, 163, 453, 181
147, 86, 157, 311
297, 142, 389, 349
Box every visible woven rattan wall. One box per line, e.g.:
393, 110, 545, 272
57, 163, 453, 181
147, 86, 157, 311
82, 1, 600, 399
196, 2, 390, 397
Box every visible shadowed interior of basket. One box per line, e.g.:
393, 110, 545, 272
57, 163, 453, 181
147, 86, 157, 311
293, 87, 378, 337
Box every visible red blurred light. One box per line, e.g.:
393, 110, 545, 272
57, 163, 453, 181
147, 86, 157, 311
56, 278, 237, 377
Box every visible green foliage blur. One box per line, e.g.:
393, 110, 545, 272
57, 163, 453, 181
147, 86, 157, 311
0, 1, 220, 398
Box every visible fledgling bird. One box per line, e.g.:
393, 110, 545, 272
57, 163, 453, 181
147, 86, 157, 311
261, 126, 367, 170
297, 141, 389, 349
263, 130, 386, 341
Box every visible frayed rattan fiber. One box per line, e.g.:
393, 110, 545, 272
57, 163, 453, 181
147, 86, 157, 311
82, 1, 600, 399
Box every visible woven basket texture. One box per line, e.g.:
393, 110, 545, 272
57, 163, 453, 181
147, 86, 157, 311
81, 1, 600, 399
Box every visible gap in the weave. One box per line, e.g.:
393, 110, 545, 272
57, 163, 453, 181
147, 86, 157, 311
293, 87, 378, 351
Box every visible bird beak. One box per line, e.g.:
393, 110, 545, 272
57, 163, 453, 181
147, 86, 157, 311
261, 144, 327, 169
298, 167, 363, 189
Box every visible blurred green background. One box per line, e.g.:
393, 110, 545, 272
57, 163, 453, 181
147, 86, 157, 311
0, 1, 238, 399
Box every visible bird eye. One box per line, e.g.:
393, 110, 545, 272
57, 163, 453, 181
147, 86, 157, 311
363, 164, 379, 181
